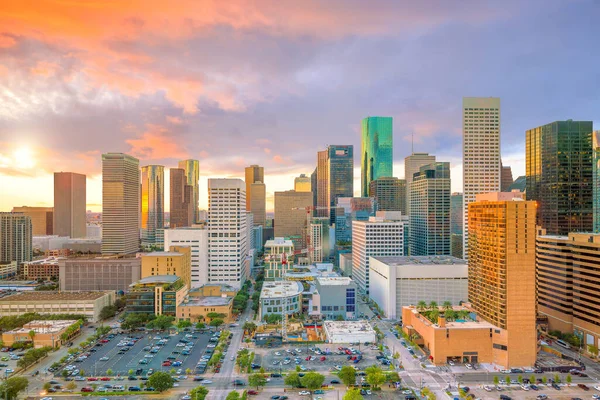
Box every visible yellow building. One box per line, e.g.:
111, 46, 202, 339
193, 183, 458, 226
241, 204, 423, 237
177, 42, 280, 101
467, 192, 537, 368
141, 246, 191, 289
177, 284, 237, 323
2, 320, 81, 349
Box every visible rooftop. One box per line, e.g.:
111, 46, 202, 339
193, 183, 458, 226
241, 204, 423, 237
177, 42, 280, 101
134, 275, 180, 285
260, 281, 303, 299
181, 296, 232, 307
316, 276, 353, 286
0, 291, 111, 303
265, 237, 294, 247
5, 320, 77, 335
323, 320, 375, 335
405, 306, 497, 330
144, 251, 184, 257
22, 257, 66, 266
372, 256, 466, 266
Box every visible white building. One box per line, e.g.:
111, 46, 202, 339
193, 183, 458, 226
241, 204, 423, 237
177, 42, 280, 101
323, 320, 376, 344
259, 281, 303, 319
264, 238, 294, 279
462, 97, 501, 259
369, 256, 468, 319
208, 179, 248, 289
352, 211, 407, 295
86, 225, 101, 239
32, 235, 70, 252
404, 152, 436, 216
164, 226, 208, 288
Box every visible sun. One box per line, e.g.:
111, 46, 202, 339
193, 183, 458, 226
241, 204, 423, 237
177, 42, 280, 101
13, 147, 36, 169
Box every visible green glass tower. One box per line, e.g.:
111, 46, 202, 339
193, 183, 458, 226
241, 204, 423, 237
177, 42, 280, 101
526, 120, 593, 235
361, 116, 393, 197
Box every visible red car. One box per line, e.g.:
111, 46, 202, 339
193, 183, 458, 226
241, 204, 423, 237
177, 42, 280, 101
101, 339, 109, 343
162, 361, 171, 367
345, 350, 351, 355
320, 356, 326, 361
338, 347, 344, 350
305, 356, 311, 361
81, 387, 94, 392
248, 390, 258, 395
100, 377, 111, 381
87, 377, 98, 381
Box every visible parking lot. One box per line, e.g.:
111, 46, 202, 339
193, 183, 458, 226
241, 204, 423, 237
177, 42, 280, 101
468, 383, 600, 399
255, 342, 389, 374
0, 349, 21, 377
59, 330, 212, 377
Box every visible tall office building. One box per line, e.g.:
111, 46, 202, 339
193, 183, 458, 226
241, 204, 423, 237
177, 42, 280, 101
369, 177, 406, 214
164, 227, 208, 288
462, 97, 501, 259
11, 207, 53, 236
294, 174, 311, 192
311, 167, 317, 208
594, 131, 600, 233
0, 212, 32, 266
101, 153, 140, 255
53, 172, 86, 238
326, 145, 354, 222
245, 165, 266, 227
309, 217, 330, 264
352, 211, 406, 294
334, 197, 377, 243
274, 190, 312, 251
536, 230, 600, 349
169, 168, 194, 228
526, 120, 593, 235
178, 159, 200, 222
140, 165, 164, 247
468, 192, 536, 367
409, 162, 450, 256
501, 163, 514, 192
207, 179, 248, 288
316, 150, 328, 218
450, 193, 464, 259
361, 116, 393, 197
404, 153, 436, 216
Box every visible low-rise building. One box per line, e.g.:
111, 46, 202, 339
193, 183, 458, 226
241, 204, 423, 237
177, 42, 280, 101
323, 320, 376, 343
259, 281, 303, 320
314, 277, 357, 320
339, 252, 352, 277
0, 261, 17, 279
59, 257, 141, 293
369, 256, 468, 319
127, 275, 188, 317
264, 238, 294, 280
178, 284, 237, 323
2, 320, 80, 349
0, 291, 115, 322
23, 257, 63, 280
141, 246, 192, 290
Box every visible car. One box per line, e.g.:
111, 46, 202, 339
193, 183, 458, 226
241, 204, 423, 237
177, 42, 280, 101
87, 377, 98, 381
144, 354, 154, 358
320, 356, 326, 361
530, 384, 539, 391
366, 390, 372, 395
74, 376, 85, 381
499, 396, 512, 400
128, 386, 141, 391
275, 352, 282, 356
461, 387, 470, 393
330, 379, 340, 384
233, 380, 246, 386
100, 377, 111, 381
552, 383, 561, 390
521, 384, 530, 391
162, 361, 171, 367
465, 363, 473, 369
41, 397, 53, 400
535, 395, 548, 400
448, 360, 455, 366
99, 356, 109, 361
483, 386, 493, 392
139, 359, 148, 364
592, 395, 600, 400
81, 387, 94, 392
314, 390, 325, 394
299, 391, 311, 395
578, 384, 590, 391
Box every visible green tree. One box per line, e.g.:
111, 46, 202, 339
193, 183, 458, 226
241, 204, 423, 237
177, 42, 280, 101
122, 313, 151, 330
43, 382, 51, 391
386, 371, 400, 382
114, 297, 126, 309
243, 322, 257, 334
62, 369, 70, 379
207, 312, 226, 320
80, 369, 85, 376
170, 367, 176, 375
66, 381, 77, 391
541, 376, 547, 384
428, 301, 438, 310
128, 369, 134, 376
493, 376, 499, 385
147, 371, 174, 392
588, 344, 599, 357
284, 372, 302, 388
458, 388, 467, 399
338, 366, 357, 387
566, 374, 572, 384
295, 365, 301, 372
106, 368, 113, 376
517, 375, 523, 384
28, 330, 36, 343
99, 305, 117, 320
505, 376, 511, 385
553, 373, 560, 383
442, 301, 453, 310
190, 385, 209, 400
417, 301, 427, 311
421, 387, 437, 400
342, 388, 364, 400
177, 320, 192, 330
186, 368, 192, 375
196, 321, 206, 330
209, 318, 224, 330
365, 365, 385, 390
300, 372, 325, 393
248, 373, 267, 390
147, 315, 175, 330
0, 376, 29, 400
226, 392, 241, 400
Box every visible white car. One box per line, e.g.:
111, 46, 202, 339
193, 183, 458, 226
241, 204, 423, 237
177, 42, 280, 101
286, 349, 291, 353
465, 363, 473, 369
365, 390, 372, 395
200, 380, 213, 384
283, 360, 291, 365
521, 384, 530, 391
275, 352, 282, 356
177, 369, 183, 374
176, 343, 186, 347
231, 356, 235, 361
501, 369, 511, 374
41, 398, 53, 400
207, 344, 216, 348
144, 354, 154, 358
5, 369, 13, 373
595, 386, 600, 391
299, 391, 310, 395
173, 383, 180, 387
483, 386, 493, 392
592, 395, 600, 400
295, 348, 302, 353
99, 356, 109, 361
448, 360, 455, 366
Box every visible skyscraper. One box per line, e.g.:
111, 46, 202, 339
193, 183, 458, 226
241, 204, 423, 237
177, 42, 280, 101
169, 168, 194, 228
594, 131, 600, 233
0, 212, 32, 266
361, 116, 393, 197
11, 207, 53, 235
369, 177, 406, 214
53, 172, 86, 238
245, 165, 266, 227
101, 153, 140, 255
141, 165, 164, 246
450, 193, 463, 259
500, 163, 514, 192
409, 162, 450, 256
178, 159, 200, 222
462, 97, 501, 259
526, 120, 593, 235
316, 150, 328, 218
294, 174, 311, 192
326, 145, 354, 222
274, 190, 312, 250
404, 153, 436, 216
311, 167, 317, 208
468, 192, 536, 367
208, 179, 248, 288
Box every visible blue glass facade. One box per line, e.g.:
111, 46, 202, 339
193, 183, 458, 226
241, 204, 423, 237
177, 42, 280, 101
327, 145, 354, 223
361, 117, 393, 197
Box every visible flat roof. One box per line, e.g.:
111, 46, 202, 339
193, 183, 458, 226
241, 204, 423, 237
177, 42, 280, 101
405, 306, 497, 330
135, 275, 180, 285
372, 256, 466, 266
323, 320, 375, 334
316, 277, 353, 286
22, 257, 66, 265
260, 281, 303, 299
265, 238, 294, 246
144, 251, 184, 257
181, 296, 232, 307
5, 320, 77, 334
0, 291, 110, 303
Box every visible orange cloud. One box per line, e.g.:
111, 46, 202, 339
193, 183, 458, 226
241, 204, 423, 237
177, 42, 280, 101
0, 34, 16, 48
30, 61, 60, 77
272, 154, 293, 165
166, 115, 183, 125
126, 124, 188, 160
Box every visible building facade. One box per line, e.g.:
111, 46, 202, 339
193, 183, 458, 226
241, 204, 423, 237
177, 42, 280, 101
316, 150, 329, 218
101, 153, 140, 255
11, 207, 53, 236
2, 320, 80, 349
169, 168, 194, 228
259, 281, 303, 319
141, 165, 165, 247
250, 182, 266, 227
405, 153, 436, 217
409, 162, 451, 256
127, 275, 188, 317
369, 177, 406, 214
0, 212, 32, 266
141, 246, 192, 289
53, 172, 86, 238
164, 227, 208, 288
462, 97, 501, 259
526, 120, 593, 235
23, 257, 62, 280
595, 131, 600, 233
501, 164, 514, 192
314, 277, 357, 320
450, 193, 464, 259
178, 160, 200, 223
361, 116, 393, 197
274, 190, 312, 250
326, 145, 354, 222
264, 238, 294, 280
294, 174, 311, 192
59, 257, 141, 292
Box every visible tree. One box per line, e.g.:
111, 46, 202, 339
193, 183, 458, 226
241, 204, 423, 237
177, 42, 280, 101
365, 365, 385, 390
541, 376, 547, 384
28, 330, 36, 343
190, 385, 209, 400
588, 344, 599, 357
185, 368, 192, 375
210, 318, 224, 330
0, 376, 28, 400
386, 371, 400, 383
422, 387, 436, 400
226, 392, 241, 400
248, 373, 267, 390
428, 301, 438, 310
300, 372, 325, 393
417, 301, 427, 311
284, 372, 302, 388
493, 376, 499, 385
114, 297, 126, 309
99, 305, 117, 320
66, 381, 77, 391
80, 369, 85, 376
147, 315, 174, 331
338, 366, 357, 387
504, 376, 511, 385
106, 368, 113, 376
458, 388, 467, 399
295, 365, 301, 372
343, 388, 364, 400
62, 369, 70, 379
122, 313, 151, 330
147, 371, 174, 392
196, 321, 206, 330
128, 369, 134, 376
553, 373, 560, 383
243, 322, 257, 334
207, 312, 226, 320
442, 301, 453, 310
43, 382, 52, 391
177, 320, 192, 330
170, 368, 176, 375
517, 375, 523, 384
566, 374, 572, 384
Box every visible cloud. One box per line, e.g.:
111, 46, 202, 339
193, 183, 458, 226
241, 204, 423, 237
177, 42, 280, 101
126, 124, 189, 160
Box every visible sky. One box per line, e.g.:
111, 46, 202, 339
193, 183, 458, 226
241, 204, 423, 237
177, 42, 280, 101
1, 0, 599, 212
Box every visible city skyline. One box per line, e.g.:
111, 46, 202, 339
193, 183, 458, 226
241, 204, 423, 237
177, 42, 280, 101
2, 1, 600, 212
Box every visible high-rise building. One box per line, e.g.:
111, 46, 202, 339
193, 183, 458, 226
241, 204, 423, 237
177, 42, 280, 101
536, 230, 600, 349
462, 97, 501, 259
409, 162, 450, 256
334, 197, 377, 243
526, 120, 593, 235
208, 179, 248, 288
501, 163, 514, 192
352, 211, 407, 294
369, 177, 406, 213
595, 131, 600, 233
0, 212, 32, 266
404, 153, 436, 216
250, 182, 266, 227
468, 192, 536, 367
508, 176, 526, 192
178, 159, 200, 222
316, 150, 328, 218
294, 174, 311, 192
309, 217, 331, 263
311, 167, 317, 208
326, 145, 354, 222
361, 116, 393, 197
11, 207, 53, 236
274, 190, 312, 251
169, 168, 194, 228
164, 227, 208, 288
450, 193, 463, 259
141, 165, 164, 247
101, 153, 140, 255
53, 172, 86, 238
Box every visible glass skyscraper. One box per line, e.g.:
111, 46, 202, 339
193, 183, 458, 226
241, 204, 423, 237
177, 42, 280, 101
141, 165, 165, 247
361, 117, 393, 197
526, 120, 593, 235
327, 145, 354, 222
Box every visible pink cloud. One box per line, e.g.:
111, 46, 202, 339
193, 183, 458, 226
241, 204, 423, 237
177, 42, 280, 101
272, 154, 293, 165
166, 115, 183, 125
126, 124, 188, 160
264, 148, 272, 154
0, 34, 16, 48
